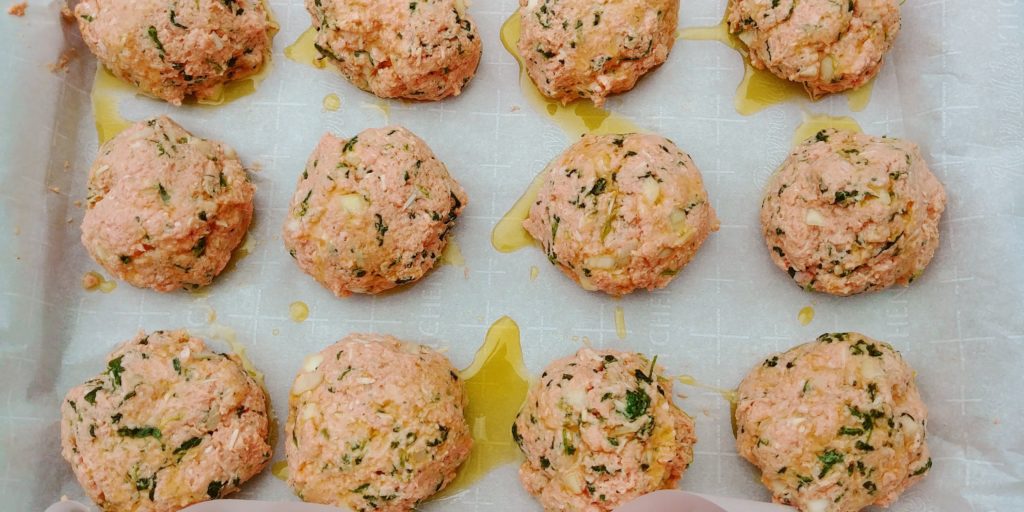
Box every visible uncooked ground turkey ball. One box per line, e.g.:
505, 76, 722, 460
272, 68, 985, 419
60, 330, 272, 512
306, 0, 481, 101
285, 334, 472, 511
727, 0, 901, 97
760, 129, 946, 296
513, 349, 696, 512
81, 116, 255, 292
518, 0, 678, 106
75, 0, 274, 105
524, 133, 718, 296
283, 126, 466, 297
735, 333, 932, 512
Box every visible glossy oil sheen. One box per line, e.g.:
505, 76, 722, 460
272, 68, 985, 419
437, 316, 531, 497
500, 12, 640, 139
678, 20, 874, 115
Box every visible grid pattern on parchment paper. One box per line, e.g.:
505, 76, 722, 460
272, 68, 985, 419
1, 0, 1022, 510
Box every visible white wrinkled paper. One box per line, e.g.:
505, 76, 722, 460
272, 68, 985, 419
2, 0, 1023, 510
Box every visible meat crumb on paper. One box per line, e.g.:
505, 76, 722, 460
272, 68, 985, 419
7, 2, 26, 16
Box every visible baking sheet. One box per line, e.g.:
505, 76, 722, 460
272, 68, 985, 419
2, 0, 1023, 510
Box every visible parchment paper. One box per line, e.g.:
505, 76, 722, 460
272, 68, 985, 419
1, 0, 1022, 510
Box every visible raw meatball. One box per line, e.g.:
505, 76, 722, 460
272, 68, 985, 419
306, 0, 481, 101
760, 129, 946, 296
286, 334, 472, 511
735, 333, 931, 512
523, 133, 718, 296
283, 126, 467, 297
75, 0, 273, 105
513, 348, 696, 512
81, 116, 255, 292
518, 0, 678, 106
726, 0, 900, 97
60, 330, 272, 512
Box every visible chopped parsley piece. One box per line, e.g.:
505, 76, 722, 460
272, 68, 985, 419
158, 183, 170, 204
147, 26, 165, 57
106, 356, 125, 388
173, 436, 203, 455
851, 340, 884, 357
191, 236, 207, 258
511, 422, 523, 448
536, 47, 556, 59
207, 480, 224, 499
342, 135, 359, 153
425, 425, 449, 447
84, 386, 102, 405
834, 189, 860, 205
855, 440, 875, 451
911, 458, 932, 476
623, 388, 650, 421
817, 449, 844, 478
169, 10, 187, 29
374, 213, 389, 246
117, 426, 162, 439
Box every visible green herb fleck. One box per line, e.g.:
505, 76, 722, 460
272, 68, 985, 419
173, 436, 203, 455
84, 386, 102, 405
191, 236, 207, 258
342, 136, 359, 153
911, 458, 932, 476
374, 213, 389, 246
117, 426, 162, 439
169, 10, 187, 29
855, 440, 875, 451
817, 449, 844, 478
207, 480, 224, 499
106, 356, 125, 388
147, 26, 165, 56
157, 183, 170, 204
623, 388, 650, 421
